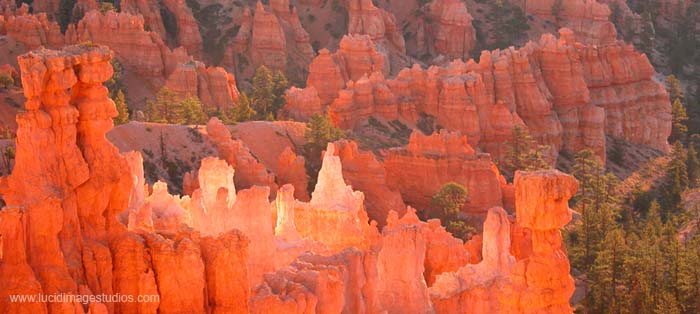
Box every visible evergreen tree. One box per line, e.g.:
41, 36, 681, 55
248, 65, 290, 120
431, 182, 476, 241
251, 65, 274, 120
431, 182, 469, 218
568, 149, 619, 271
180, 96, 207, 125
303, 113, 347, 192
679, 235, 700, 313
271, 70, 289, 115
687, 144, 699, 187
145, 88, 208, 125
503, 125, 550, 176
113, 89, 129, 125
146, 88, 182, 124
667, 75, 684, 102
588, 228, 627, 313
662, 142, 689, 213
670, 98, 688, 143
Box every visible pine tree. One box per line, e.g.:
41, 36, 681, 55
670, 98, 688, 143
666, 75, 684, 102
113, 89, 129, 125
145, 88, 208, 125
679, 235, 700, 313
503, 125, 550, 176
663, 142, 689, 213
271, 70, 289, 116
146, 88, 181, 124
251, 65, 275, 120
588, 228, 627, 313
569, 149, 619, 271
687, 144, 699, 187
432, 182, 469, 218
180, 96, 207, 125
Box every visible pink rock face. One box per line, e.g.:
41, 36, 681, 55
430, 171, 577, 313
4, 12, 65, 49
385, 130, 505, 215
327, 29, 670, 161
346, 0, 407, 72
206, 118, 278, 195
377, 213, 433, 314
331, 140, 405, 226
120, 0, 167, 39
229, 1, 314, 80
74, 11, 170, 77
276, 147, 310, 201
305, 34, 388, 107
161, 0, 203, 57
201, 230, 251, 314
514, 170, 578, 231
426, 0, 476, 60
165, 60, 240, 110
281, 86, 322, 121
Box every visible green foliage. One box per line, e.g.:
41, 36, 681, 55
216, 93, 257, 124
662, 142, 689, 213
502, 125, 550, 177
100, 2, 115, 14
145, 88, 208, 125
687, 144, 700, 187
488, 0, 530, 49
431, 182, 468, 218
567, 149, 620, 272
247, 66, 289, 120
302, 113, 347, 192
430, 182, 476, 241
670, 98, 688, 143
113, 90, 129, 125
667, 75, 684, 102
0, 74, 13, 90
105, 59, 124, 98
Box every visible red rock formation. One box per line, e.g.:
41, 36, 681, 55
30, 0, 59, 19
429, 170, 577, 313
294, 143, 379, 253
161, 0, 203, 57
3, 11, 65, 49
346, 0, 407, 72
165, 60, 240, 110
276, 147, 310, 201
200, 230, 251, 314
305, 34, 388, 106
205, 117, 278, 194
4, 11, 239, 109
229, 1, 314, 81
331, 139, 405, 226
385, 130, 505, 215
120, 0, 167, 39
424, 0, 476, 60
327, 29, 671, 161
281, 86, 322, 121
0, 45, 254, 314
0, 45, 130, 313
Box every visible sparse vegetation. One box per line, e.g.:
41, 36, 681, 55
145, 88, 208, 125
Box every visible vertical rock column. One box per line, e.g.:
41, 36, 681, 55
514, 170, 578, 313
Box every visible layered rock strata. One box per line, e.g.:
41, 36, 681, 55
326, 29, 670, 161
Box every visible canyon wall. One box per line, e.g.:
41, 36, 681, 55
311, 28, 669, 162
